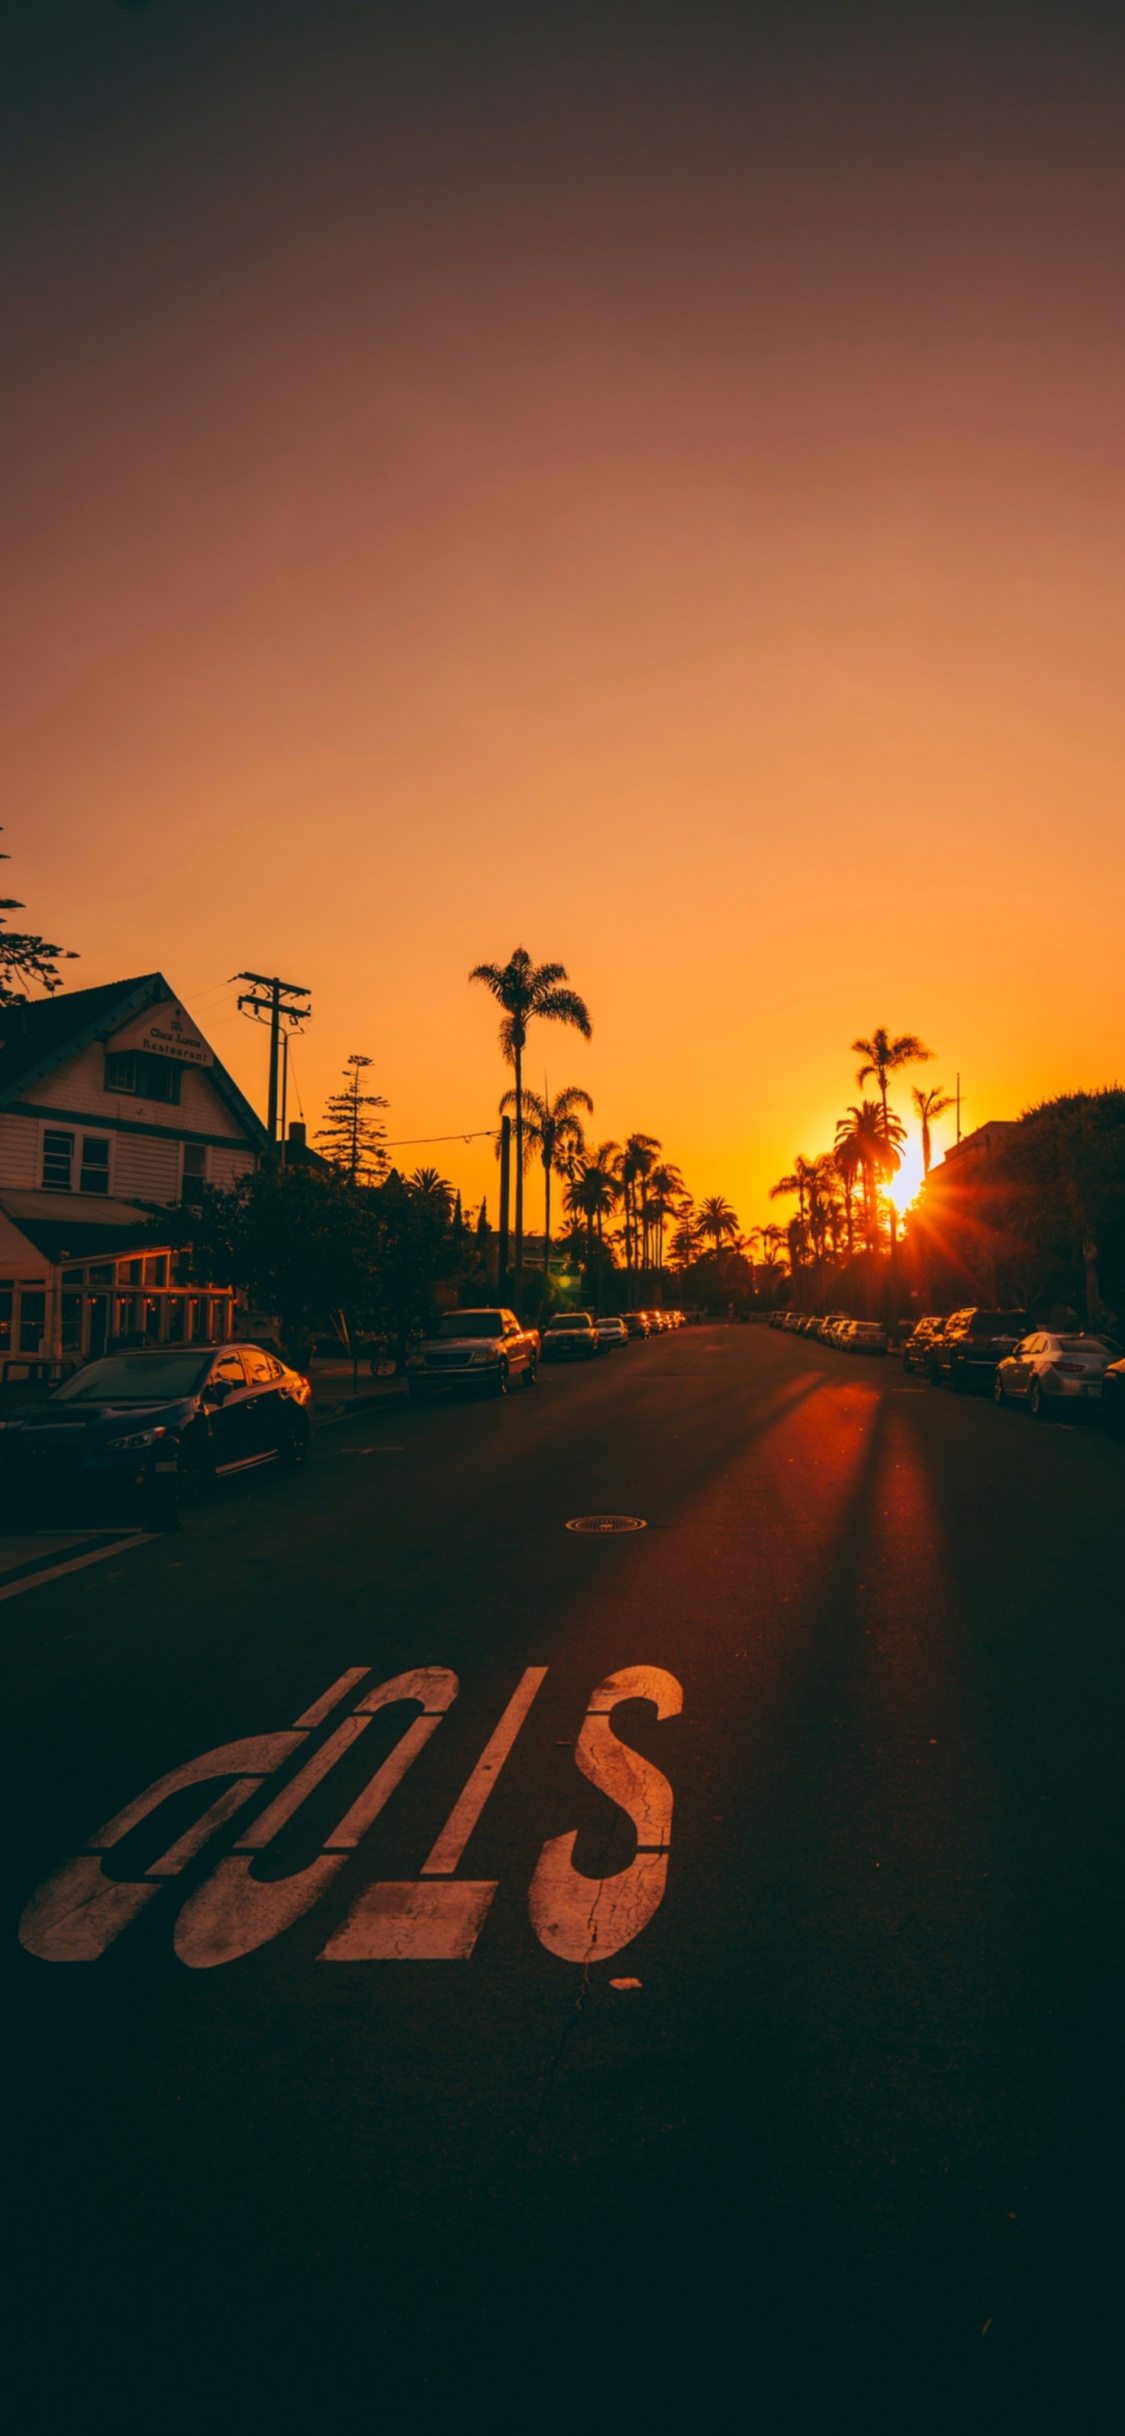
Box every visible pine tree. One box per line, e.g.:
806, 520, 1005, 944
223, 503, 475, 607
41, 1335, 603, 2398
316, 1055, 389, 1185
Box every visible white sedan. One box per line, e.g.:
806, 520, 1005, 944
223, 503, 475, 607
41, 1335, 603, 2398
993, 1331, 1122, 1417
596, 1317, 629, 1349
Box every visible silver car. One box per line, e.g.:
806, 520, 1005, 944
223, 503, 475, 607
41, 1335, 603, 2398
993, 1331, 1122, 1417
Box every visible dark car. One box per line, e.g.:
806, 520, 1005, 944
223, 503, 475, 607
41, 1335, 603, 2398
541, 1312, 600, 1361
621, 1312, 651, 1338
0, 1344, 312, 1527
928, 1308, 1029, 1392
902, 1317, 945, 1374
405, 1309, 539, 1399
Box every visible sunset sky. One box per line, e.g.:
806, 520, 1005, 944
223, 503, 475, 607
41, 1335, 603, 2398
5, 1, 1125, 1228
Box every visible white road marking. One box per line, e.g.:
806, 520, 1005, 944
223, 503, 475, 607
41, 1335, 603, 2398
0, 1532, 154, 1605
528, 1665, 682, 1965
319, 1879, 498, 1961
293, 1668, 371, 1728
175, 1669, 459, 1969
422, 1667, 548, 1876
17, 1671, 365, 1964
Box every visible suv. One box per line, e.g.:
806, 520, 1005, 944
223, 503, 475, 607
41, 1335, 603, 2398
928, 1308, 1029, 1392
902, 1317, 944, 1374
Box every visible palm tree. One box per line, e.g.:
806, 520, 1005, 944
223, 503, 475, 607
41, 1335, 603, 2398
852, 1026, 932, 1155
835, 1102, 901, 1253
770, 1156, 816, 1288
564, 1141, 621, 1303
697, 1195, 739, 1288
617, 1133, 661, 1273
645, 1161, 685, 1268
470, 948, 592, 1302
500, 1082, 592, 1280
912, 1084, 954, 1176
408, 1166, 454, 1215
669, 1201, 700, 1271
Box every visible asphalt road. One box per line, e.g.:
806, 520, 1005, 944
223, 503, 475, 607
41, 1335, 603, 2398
5, 1326, 1123, 2429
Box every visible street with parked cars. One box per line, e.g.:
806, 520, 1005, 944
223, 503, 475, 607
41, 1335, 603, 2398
771, 1301, 1125, 1428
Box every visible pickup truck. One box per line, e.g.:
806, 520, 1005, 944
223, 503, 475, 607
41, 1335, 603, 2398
927, 1308, 1029, 1392
406, 1309, 539, 1400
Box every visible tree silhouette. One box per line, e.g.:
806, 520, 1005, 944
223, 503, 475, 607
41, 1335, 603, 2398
0, 830, 78, 1003
470, 947, 591, 1302
500, 1082, 592, 1283
911, 1084, 954, 1175
316, 1055, 389, 1185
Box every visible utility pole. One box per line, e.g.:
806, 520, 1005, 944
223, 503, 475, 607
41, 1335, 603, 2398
236, 973, 311, 1150
498, 1115, 511, 1295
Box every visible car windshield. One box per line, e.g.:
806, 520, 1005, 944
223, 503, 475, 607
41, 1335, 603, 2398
52, 1352, 211, 1404
548, 1316, 589, 1329
438, 1313, 504, 1338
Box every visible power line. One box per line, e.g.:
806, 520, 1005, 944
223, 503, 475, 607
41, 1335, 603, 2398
382, 1128, 495, 1147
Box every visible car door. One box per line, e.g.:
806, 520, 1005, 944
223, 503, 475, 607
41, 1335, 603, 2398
1008, 1335, 1039, 1396
240, 1346, 284, 1457
203, 1349, 253, 1470
503, 1317, 528, 1378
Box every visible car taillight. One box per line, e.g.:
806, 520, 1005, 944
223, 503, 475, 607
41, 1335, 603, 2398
1055, 1359, 1094, 1377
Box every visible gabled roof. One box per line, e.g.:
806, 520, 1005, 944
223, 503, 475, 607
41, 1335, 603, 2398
0, 974, 268, 1149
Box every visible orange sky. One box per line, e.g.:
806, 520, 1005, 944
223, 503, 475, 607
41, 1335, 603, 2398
7, 3, 1125, 1230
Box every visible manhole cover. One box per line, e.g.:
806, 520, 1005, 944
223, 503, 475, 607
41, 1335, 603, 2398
565, 1514, 647, 1535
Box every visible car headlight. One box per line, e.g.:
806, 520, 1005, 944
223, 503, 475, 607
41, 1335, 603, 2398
469, 1346, 498, 1364
103, 1426, 166, 1453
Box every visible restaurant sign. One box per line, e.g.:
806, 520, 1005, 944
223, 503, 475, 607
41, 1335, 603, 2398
107, 1001, 213, 1068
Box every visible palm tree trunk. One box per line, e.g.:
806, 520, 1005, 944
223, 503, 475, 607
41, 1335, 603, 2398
543, 1153, 551, 1286
514, 1040, 524, 1306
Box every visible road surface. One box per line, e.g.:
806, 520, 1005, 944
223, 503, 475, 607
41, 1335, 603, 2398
4, 1326, 1122, 2427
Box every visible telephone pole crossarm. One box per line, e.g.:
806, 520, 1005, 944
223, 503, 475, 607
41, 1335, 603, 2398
235, 973, 312, 1147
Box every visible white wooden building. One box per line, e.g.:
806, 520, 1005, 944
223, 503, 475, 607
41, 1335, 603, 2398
0, 973, 267, 1372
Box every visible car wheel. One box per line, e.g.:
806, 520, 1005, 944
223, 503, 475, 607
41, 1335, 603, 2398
992, 1370, 1006, 1405
523, 1356, 538, 1389
1029, 1376, 1044, 1418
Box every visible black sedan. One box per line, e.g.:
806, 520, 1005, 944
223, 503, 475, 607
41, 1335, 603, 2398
0, 1344, 312, 1527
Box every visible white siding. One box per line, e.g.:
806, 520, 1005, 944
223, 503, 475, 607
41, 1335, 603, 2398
0, 1112, 39, 1189
114, 1132, 181, 1205
209, 1146, 255, 1191
32, 1042, 249, 1141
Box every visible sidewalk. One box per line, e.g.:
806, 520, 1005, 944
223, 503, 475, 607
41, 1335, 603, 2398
306, 1361, 408, 1421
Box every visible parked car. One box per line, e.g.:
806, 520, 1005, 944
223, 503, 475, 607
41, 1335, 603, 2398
993, 1331, 1122, 1417
0, 1343, 313, 1527
645, 1310, 671, 1332
621, 1312, 652, 1337
845, 1320, 888, 1355
822, 1317, 852, 1346
928, 1309, 1029, 1392
540, 1312, 600, 1362
406, 1309, 539, 1399
903, 1317, 944, 1374
595, 1316, 629, 1349
813, 1313, 849, 1342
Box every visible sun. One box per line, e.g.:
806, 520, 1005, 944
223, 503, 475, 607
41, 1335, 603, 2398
888, 1141, 925, 1218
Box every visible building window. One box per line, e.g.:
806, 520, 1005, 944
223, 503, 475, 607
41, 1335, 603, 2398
182, 1143, 207, 1207
80, 1137, 110, 1195
104, 1050, 181, 1104
42, 1130, 74, 1190
19, 1289, 46, 1354
61, 1293, 84, 1355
